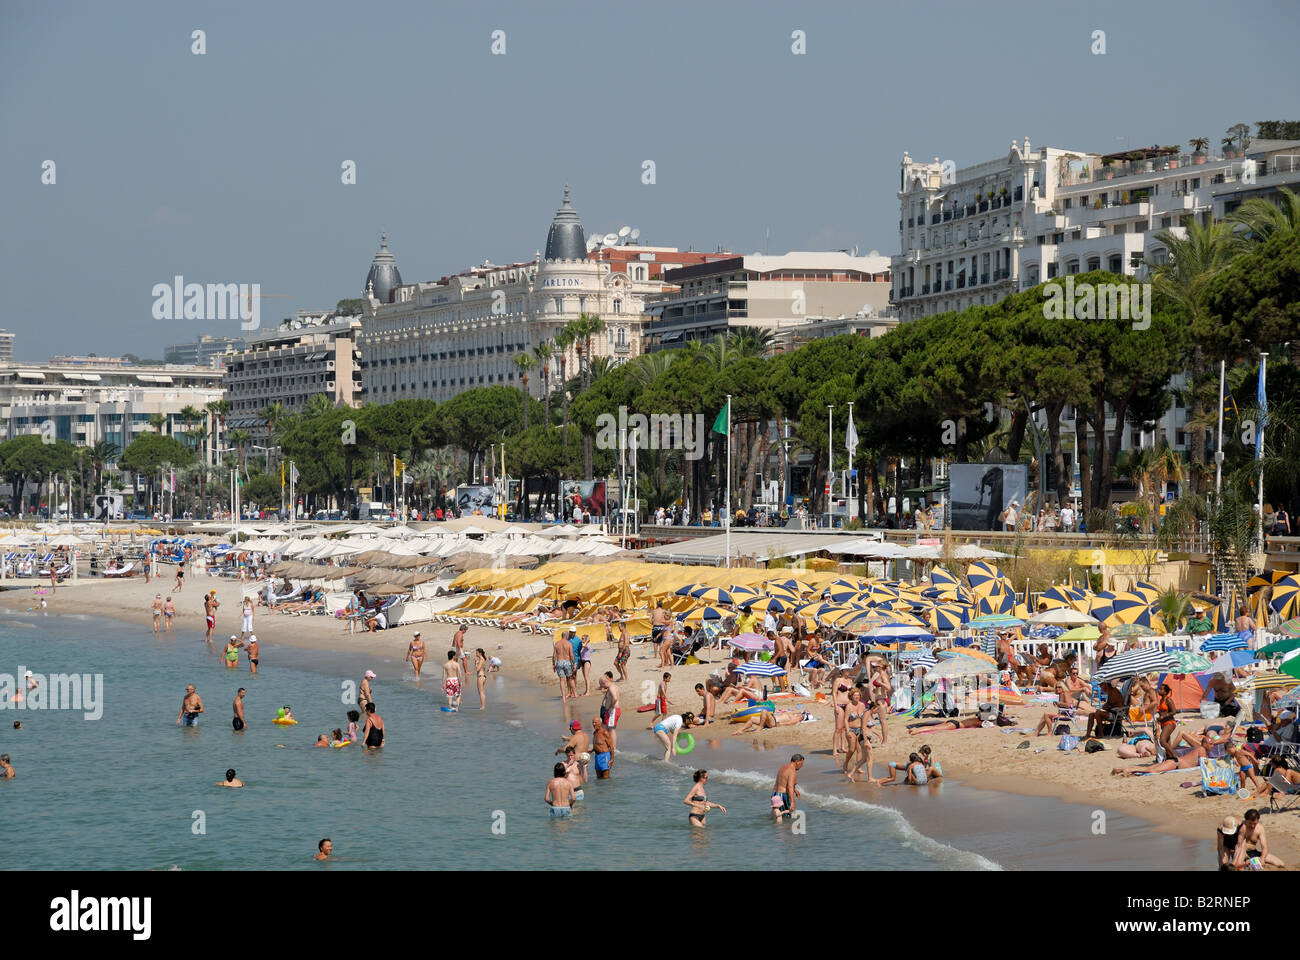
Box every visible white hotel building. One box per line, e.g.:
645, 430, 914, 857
359, 188, 698, 403
891, 135, 1300, 458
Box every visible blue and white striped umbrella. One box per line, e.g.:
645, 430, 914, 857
734, 660, 787, 677
909, 651, 938, 669
1200, 634, 1249, 652
1093, 648, 1176, 682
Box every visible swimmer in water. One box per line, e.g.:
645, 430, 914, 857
685, 769, 725, 826
314, 734, 331, 748
217, 768, 243, 787
314, 838, 332, 861
362, 702, 384, 748
177, 684, 204, 726
346, 710, 361, 743
331, 727, 348, 745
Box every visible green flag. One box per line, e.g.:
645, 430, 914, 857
711, 401, 729, 436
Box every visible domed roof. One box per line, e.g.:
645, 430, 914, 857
364, 233, 403, 303
544, 184, 587, 261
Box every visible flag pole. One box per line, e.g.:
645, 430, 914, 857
725, 394, 732, 568
827, 404, 834, 529
1257, 352, 1268, 553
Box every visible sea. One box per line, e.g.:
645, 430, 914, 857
0, 609, 1211, 871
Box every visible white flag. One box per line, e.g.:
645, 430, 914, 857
845, 416, 859, 459
289, 463, 300, 485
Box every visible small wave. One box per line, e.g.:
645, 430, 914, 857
703, 767, 1002, 871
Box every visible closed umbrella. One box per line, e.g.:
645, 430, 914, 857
1093, 648, 1177, 683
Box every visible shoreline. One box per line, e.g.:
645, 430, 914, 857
6, 575, 1294, 870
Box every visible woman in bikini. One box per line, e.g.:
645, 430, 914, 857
866, 660, 892, 745
684, 769, 725, 826
474, 648, 488, 709
406, 633, 426, 680
831, 671, 854, 758
842, 689, 875, 782
163, 596, 176, 634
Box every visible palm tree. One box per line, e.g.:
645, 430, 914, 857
554, 326, 576, 441
228, 429, 251, 478
1151, 219, 1245, 492
260, 401, 285, 441
573, 313, 605, 390
87, 440, 120, 497
1188, 137, 1209, 154
148, 412, 168, 435
1227, 186, 1300, 246
206, 398, 231, 465
533, 342, 554, 423
513, 354, 536, 429
178, 405, 202, 451
627, 350, 676, 389
1156, 588, 1191, 633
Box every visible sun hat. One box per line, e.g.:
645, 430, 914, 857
364, 670, 376, 679
1219, 816, 1239, 835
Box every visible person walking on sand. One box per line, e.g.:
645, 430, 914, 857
772, 754, 804, 820
653, 672, 672, 724
614, 620, 631, 682
203, 591, 219, 644
442, 650, 462, 711
151, 594, 163, 634
599, 672, 621, 753
842, 689, 875, 783
233, 688, 246, 731
685, 769, 725, 826
163, 596, 176, 634
173, 562, 185, 592
552, 631, 577, 701
177, 684, 204, 727
406, 631, 426, 680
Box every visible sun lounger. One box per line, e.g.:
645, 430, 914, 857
1266, 770, 1300, 813
103, 562, 137, 578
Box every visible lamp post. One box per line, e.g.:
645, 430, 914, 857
1214, 359, 1226, 503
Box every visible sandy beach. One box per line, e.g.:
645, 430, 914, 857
7, 571, 1297, 870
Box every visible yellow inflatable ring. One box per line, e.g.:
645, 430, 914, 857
331, 739, 351, 748
271, 717, 299, 725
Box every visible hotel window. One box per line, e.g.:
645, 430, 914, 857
614, 299, 623, 314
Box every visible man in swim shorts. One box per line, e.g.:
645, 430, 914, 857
245, 634, 259, 675
772, 754, 804, 820
442, 650, 462, 710
546, 763, 575, 817
591, 715, 613, 779
598, 672, 621, 753
552, 632, 576, 701
177, 684, 204, 726
204, 591, 219, 643
233, 687, 246, 731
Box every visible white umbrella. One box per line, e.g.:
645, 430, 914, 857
1025, 608, 1099, 626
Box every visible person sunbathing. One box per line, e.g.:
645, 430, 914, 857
734, 708, 809, 734
1111, 732, 1213, 775
719, 681, 764, 704
908, 706, 1017, 734
1115, 733, 1157, 758
279, 590, 324, 614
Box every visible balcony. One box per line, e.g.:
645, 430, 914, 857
956, 276, 966, 289
981, 273, 990, 285
944, 280, 953, 291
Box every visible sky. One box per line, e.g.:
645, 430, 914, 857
2, 0, 1298, 361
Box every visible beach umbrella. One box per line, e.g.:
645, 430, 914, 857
674, 582, 705, 597
1283, 658, 1300, 682
1108, 591, 1151, 616
742, 595, 796, 613
691, 586, 735, 605
730, 634, 774, 652
1200, 634, 1249, 652
1103, 602, 1165, 632
1248, 569, 1293, 592
1093, 648, 1177, 682
942, 647, 998, 665
1026, 607, 1097, 626
734, 661, 787, 678
1110, 623, 1157, 638
1256, 635, 1300, 658
1209, 650, 1255, 673
767, 577, 815, 595
860, 623, 934, 644
823, 585, 865, 603
681, 605, 726, 623
1268, 576, 1300, 620
1275, 689, 1300, 709
976, 592, 1016, 616
929, 603, 970, 634
928, 657, 998, 679
968, 613, 1023, 628
1280, 618, 1300, 638
1058, 625, 1101, 641
1129, 581, 1161, 601
927, 567, 961, 587
827, 577, 868, 593
1169, 650, 1213, 672
1237, 672, 1298, 692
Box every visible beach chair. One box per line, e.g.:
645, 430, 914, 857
1265, 771, 1300, 813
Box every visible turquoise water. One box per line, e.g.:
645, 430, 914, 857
0, 611, 998, 870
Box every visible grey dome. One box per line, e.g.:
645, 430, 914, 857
364, 232, 403, 303
544, 184, 587, 261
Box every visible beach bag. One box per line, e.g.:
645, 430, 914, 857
1057, 735, 1079, 751
1198, 757, 1239, 796
1084, 738, 1106, 753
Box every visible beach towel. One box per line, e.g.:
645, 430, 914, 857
1198, 757, 1239, 795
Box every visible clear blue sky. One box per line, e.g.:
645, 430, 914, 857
2, 0, 1297, 360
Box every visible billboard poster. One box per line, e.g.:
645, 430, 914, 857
947, 464, 1029, 531
93, 493, 125, 521
455, 484, 496, 516
560, 480, 606, 522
